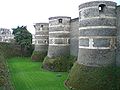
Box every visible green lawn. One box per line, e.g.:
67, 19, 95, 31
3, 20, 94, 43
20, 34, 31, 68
7, 57, 68, 90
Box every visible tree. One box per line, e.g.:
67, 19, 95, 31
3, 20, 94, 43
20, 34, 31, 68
12, 26, 32, 56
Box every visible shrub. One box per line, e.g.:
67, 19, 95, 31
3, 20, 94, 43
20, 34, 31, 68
31, 51, 47, 62
42, 56, 77, 72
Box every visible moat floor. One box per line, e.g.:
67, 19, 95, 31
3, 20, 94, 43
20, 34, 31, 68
7, 57, 68, 90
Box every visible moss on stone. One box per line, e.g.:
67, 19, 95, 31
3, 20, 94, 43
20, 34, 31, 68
42, 56, 76, 72
0, 52, 6, 87
65, 62, 116, 90
31, 51, 47, 62
0, 76, 5, 87
116, 67, 120, 90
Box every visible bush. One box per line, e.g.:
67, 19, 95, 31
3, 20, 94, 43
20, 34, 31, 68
65, 62, 116, 90
42, 56, 76, 72
22, 45, 34, 57
31, 51, 47, 62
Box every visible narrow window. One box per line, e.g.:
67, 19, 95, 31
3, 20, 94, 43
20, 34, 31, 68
99, 4, 106, 12
58, 19, 62, 23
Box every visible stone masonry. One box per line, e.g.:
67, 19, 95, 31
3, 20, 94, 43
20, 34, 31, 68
0, 28, 14, 43
31, 23, 49, 61
65, 1, 120, 90
33, 0, 120, 69
48, 16, 71, 58
34, 23, 49, 52
78, 1, 117, 67
34, 18, 79, 59
116, 5, 120, 66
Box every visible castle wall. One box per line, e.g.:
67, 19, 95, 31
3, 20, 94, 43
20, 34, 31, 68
47, 16, 71, 58
78, 1, 117, 67
70, 18, 79, 57
116, 5, 120, 66
32, 1, 120, 67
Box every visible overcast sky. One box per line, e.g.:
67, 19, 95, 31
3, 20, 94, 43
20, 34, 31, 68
0, 0, 119, 34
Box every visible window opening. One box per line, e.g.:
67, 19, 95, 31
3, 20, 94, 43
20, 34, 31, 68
41, 25, 43, 27
58, 19, 63, 23
99, 4, 106, 12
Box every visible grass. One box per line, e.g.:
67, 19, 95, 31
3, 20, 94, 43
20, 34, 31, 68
7, 57, 68, 90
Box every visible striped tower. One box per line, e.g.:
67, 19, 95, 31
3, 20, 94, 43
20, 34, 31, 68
43, 16, 71, 71
31, 23, 49, 61
65, 1, 117, 90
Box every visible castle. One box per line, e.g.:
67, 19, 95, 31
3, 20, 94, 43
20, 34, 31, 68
31, 1, 120, 89
32, 17, 79, 59
32, 0, 120, 66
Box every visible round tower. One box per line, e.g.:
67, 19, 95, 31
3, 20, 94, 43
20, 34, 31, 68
65, 1, 117, 90
31, 23, 49, 61
43, 16, 71, 71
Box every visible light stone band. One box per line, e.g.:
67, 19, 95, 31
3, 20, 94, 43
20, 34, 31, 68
49, 44, 70, 46
79, 36, 116, 39
49, 24, 70, 27
49, 31, 70, 33
79, 26, 116, 30
79, 16, 116, 21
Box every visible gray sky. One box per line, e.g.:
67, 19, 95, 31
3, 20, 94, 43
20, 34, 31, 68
0, 0, 119, 34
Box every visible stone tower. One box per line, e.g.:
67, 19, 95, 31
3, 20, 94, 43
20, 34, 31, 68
43, 16, 71, 71
65, 1, 117, 90
31, 23, 49, 61
78, 1, 116, 67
